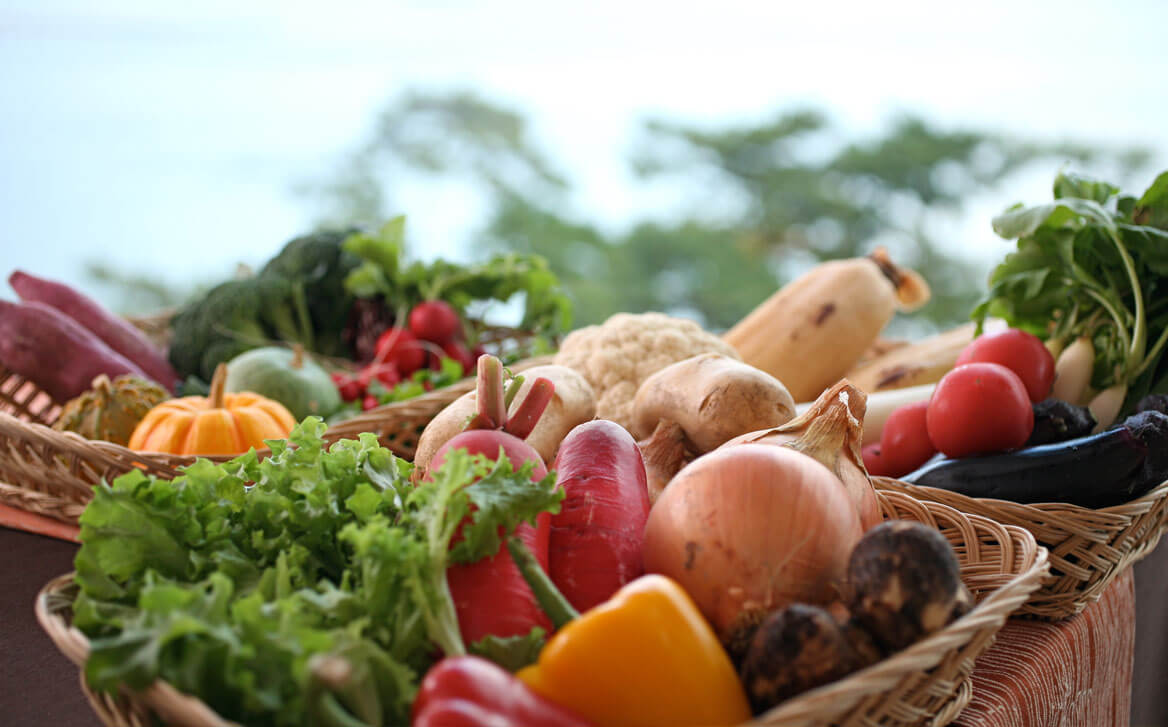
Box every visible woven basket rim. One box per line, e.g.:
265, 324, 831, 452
875, 476, 1168, 518
35, 489, 1050, 727
0, 353, 556, 461
873, 476, 1168, 621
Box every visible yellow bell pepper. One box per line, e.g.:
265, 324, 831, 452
516, 573, 752, 727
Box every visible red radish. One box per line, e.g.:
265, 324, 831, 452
371, 362, 402, 388
409, 301, 462, 343
335, 376, 362, 402
362, 394, 379, 411
441, 340, 475, 377
426, 355, 559, 644
549, 420, 651, 611
374, 327, 427, 375
471, 343, 487, 366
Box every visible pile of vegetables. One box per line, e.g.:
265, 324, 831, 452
0, 216, 573, 457
69, 345, 980, 726
865, 171, 1168, 509
974, 171, 1168, 417
35, 168, 1168, 726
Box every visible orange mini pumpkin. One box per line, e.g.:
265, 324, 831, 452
128, 364, 296, 455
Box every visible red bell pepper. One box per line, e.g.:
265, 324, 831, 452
412, 656, 592, 727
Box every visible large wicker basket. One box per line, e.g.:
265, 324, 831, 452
36, 489, 1049, 727
874, 476, 1168, 621
0, 355, 552, 526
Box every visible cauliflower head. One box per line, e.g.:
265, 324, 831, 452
553, 312, 740, 431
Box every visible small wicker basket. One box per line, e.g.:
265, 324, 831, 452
36, 489, 1049, 727
0, 354, 552, 527
874, 476, 1168, 621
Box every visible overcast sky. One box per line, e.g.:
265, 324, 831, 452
2, 0, 1166, 309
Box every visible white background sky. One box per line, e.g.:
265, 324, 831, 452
2, 0, 1167, 310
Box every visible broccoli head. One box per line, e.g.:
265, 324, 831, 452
168, 229, 364, 380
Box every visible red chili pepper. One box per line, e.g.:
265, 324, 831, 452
412, 656, 592, 727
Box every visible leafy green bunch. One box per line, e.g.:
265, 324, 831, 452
344, 216, 572, 341
974, 170, 1168, 411
71, 419, 561, 727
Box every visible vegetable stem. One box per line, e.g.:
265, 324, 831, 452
476, 356, 506, 428
1104, 227, 1147, 375
208, 364, 228, 409
506, 535, 579, 630
504, 375, 526, 410
504, 378, 555, 440
1082, 288, 1133, 375
1135, 324, 1168, 379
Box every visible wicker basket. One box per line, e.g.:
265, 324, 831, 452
36, 489, 1049, 727
874, 476, 1168, 621
0, 355, 552, 526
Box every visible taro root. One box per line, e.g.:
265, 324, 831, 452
844, 520, 972, 653
739, 603, 879, 714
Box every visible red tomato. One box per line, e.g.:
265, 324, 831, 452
374, 327, 427, 375
408, 301, 462, 343
862, 443, 890, 477
878, 401, 936, 477
955, 328, 1055, 403
927, 363, 1034, 458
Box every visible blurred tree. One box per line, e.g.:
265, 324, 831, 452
308, 91, 1154, 333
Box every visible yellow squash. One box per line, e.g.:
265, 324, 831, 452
845, 322, 978, 394
128, 364, 296, 455
723, 248, 930, 402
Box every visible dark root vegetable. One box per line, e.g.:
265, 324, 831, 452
739, 604, 879, 714
845, 521, 972, 653
1027, 398, 1096, 446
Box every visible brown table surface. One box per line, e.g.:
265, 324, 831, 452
3, 527, 1167, 727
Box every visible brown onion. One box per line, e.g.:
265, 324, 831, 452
722, 380, 882, 531
643, 444, 863, 648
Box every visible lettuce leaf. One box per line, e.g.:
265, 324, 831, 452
72, 418, 560, 727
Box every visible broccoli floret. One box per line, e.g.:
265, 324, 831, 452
168, 279, 271, 380
167, 229, 363, 380
259, 229, 361, 357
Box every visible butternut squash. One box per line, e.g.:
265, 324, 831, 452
722, 248, 930, 402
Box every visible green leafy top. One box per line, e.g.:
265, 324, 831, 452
973, 169, 1168, 410
72, 418, 561, 727
342, 217, 573, 340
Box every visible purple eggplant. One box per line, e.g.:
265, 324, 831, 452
902, 411, 1168, 508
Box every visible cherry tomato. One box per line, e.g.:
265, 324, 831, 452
374, 327, 427, 375
408, 301, 462, 343
862, 443, 891, 477
955, 328, 1055, 403
927, 362, 1034, 458
879, 401, 936, 477
362, 394, 380, 411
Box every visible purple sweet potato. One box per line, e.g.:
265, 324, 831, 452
0, 300, 147, 403
9, 270, 177, 391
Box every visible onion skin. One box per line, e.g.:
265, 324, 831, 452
643, 444, 863, 647
722, 381, 883, 532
